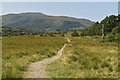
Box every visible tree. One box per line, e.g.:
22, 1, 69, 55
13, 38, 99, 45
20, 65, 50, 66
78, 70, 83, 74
81, 15, 119, 36
112, 25, 120, 34
61, 34, 65, 37
71, 31, 79, 37
48, 33, 55, 37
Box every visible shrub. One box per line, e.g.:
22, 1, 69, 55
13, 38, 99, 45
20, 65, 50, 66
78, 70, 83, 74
16, 52, 29, 58
16, 65, 27, 71
108, 65, 113, 72
101, 61, 109, 68
36, 50, 46, 55
3, 54, 11, 60
50, 52, 56, 56
61, 34, 65, 37
81, 59, 93, 70
93, 64, 99, 70
69, 56, 78, 62
29, 57, 37, 62
71, 31, 79, 37
73, 51, 79, 55
100, 33, 118, 42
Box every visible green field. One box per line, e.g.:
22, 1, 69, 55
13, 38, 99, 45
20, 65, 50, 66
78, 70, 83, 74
2, 35, 118, 78
2, 36, 66, 78
47, 37, 118, 78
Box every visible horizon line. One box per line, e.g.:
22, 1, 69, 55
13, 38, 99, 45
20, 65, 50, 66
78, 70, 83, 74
0, 11, 118, 22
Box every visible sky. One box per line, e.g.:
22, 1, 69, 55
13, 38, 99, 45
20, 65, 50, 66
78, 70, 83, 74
1, 0, 119, 2
2, 2, 118, 22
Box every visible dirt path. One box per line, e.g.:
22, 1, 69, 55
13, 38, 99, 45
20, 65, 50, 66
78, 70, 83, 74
66, 38, 71, 43
23, 38, 70, 78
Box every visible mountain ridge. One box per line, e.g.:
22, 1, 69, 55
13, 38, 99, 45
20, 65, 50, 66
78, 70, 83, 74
1, 12, 95, 31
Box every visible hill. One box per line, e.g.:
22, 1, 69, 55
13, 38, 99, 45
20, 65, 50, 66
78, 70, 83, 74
81, 15, 120, 36
81, 15, 120, 42
1, 12, 94, 31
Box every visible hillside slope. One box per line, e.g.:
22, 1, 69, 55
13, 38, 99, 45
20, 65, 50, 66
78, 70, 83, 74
81, 15, 120, 36
1, 12, 94, 31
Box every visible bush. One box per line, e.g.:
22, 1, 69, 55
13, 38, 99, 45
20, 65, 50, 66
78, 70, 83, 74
71, 31, 79, 37
61, 34, 65, 37
37, 49, 55, 58
112, 26, 120, 34
93, 64, 99, 70
73, 51, 79, 55
16, 52, 29, 58
108, 65, 113, 72
29, 57, 38, 62
50, 52, 56, 56
103, 34, 116, 42
101, 61, 109, 68
69, 56, 78, 62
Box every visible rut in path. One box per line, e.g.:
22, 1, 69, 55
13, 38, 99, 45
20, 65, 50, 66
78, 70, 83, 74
23, 38, 70, 78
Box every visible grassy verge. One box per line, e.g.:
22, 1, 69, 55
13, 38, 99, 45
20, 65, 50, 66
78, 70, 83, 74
47, 37, 118, 78
2, 36, 66, 78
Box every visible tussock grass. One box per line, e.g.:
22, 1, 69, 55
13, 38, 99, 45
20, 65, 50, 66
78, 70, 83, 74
47, 37, 118, 78
2, 36, 66, 78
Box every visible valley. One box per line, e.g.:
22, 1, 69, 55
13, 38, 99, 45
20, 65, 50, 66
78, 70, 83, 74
1, 13, 119, 79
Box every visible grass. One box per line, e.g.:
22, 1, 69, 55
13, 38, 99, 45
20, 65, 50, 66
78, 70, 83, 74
2, 36, 67, 78
47, 37, 118, 78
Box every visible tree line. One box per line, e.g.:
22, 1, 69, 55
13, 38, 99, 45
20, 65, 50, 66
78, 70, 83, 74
80, 15, 120, 42
1, 27, 67, 37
